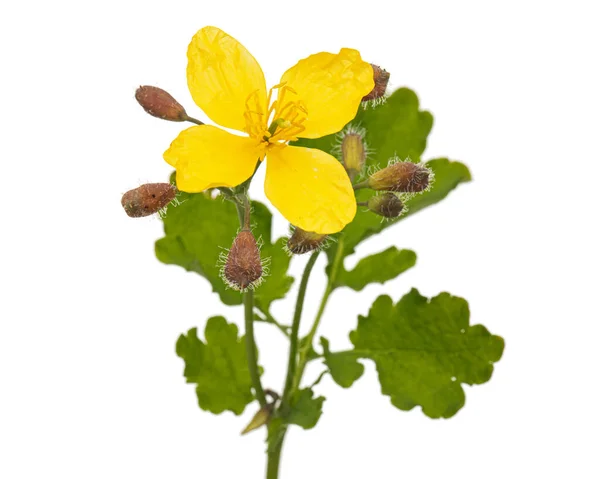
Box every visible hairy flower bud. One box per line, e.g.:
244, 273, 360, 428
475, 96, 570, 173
362, 64, 390, 102
367, 161, 431, 193
367, 193, 404, 218
223, 229, 263, 290
121, 183, 177, 217
286, 227, 328, 255
341, 132, 367, 181
135, 86, 188, 122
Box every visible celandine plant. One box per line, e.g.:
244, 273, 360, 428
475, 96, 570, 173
122, 26, 504, 479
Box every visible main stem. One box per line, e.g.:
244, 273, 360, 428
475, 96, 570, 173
266, 251, 320, 479
235, 199, 266, 407
266, 240, 345, 479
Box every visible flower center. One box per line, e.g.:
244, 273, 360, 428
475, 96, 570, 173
244, 83, 307, 147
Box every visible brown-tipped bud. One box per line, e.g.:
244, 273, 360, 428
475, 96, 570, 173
241, 403, 274, 435
287, 228, 328, 255
135, 86, 188, 121
362, 64, 390, 102
341, 132, 367, 181
367, 193, 404, 218
367, 161, 431, 193
224, 229, 263, 290
121, 183, 177, 217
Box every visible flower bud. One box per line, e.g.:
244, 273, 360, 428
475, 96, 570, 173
223, 229, 263, 290
367, 193, 404, 218
241, 403, 275, 435
341, 132, 367, 181
121, 183, 177, 217
362, 64, 390, 102
367, 161, 431, 193
135, 86, 188, 121
286, 227, 328, 255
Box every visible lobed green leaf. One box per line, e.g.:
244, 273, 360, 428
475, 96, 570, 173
339, 289, 504, 418
176, 316, 258, 415
286, 388, 325, 430
320, 337, 364, 388
334, 247, 416, 291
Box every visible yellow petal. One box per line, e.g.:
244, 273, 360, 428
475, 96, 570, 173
277, 49, 374, 139
187, 26, 267, 132
164, 125, 263, 192
264, 146, 356, 234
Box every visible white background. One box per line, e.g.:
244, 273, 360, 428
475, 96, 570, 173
1, 1, 599, 478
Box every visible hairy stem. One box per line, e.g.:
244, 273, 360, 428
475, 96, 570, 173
293, 237, 345, 391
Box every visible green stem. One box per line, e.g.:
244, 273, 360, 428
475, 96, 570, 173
353, 180, 369, 190
281, 251, 320, 408
293, 237, 345, 391
255, 310, 291, 338
266, 436, 284, 479
234, 200, 245, 227
235, 193, 266, 407
182, 114, 204, 126
244, 288, 266, 407
263, 251, 320, 479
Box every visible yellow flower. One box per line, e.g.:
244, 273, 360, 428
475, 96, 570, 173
164, 26, 374, 234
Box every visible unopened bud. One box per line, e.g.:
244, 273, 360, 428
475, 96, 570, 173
362, 64, 390, 102
135, 86, 188, 122
341, 132, 367, 181
367, 193, 404, 218
121, 183, 177, 217
241, 403, 274, 435
367, 161, 431, 193
223, 229, 263, 290
287, 227, 328, 255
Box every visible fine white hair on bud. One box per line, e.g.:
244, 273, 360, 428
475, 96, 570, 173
331, 125, 374, 181
367, 192, 405, 218
361, 64, 391, 108
367, 157, 434, 194
220, 228, 266, 291
285, 226, 330, 255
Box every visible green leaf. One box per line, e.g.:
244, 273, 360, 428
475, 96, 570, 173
176, 316, 257, 415
320, 337, 364, 388
347, 289, 504, 418
334, 247, 416, 291
287, 388, 325, 429
155, 191, 293, 312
